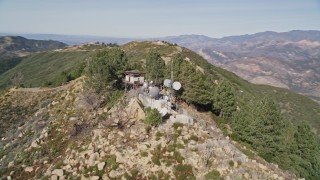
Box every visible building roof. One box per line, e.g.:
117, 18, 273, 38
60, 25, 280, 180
124, 70, 146, 75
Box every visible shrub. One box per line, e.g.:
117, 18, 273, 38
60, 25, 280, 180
205, 169, 221, 180
152, 156, 161, 166
172, 122, 183, 130
144, 108, 162, 126
173, 151, 184, 163
189, 134, 199, 142
174, 164, 195, 180
140, 151, 148, 157
106, 155, 118, 170
145, 126, 152, 134
228, 160, 234, 167
155, 131, 164, 140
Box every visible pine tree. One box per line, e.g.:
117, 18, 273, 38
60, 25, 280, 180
145, 51, 165, 84
86, 48, 128, 93
213, 80, 236, 119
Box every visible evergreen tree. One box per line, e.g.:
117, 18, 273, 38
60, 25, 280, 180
292, 122, 320, 179
168, 54, 213, 107
145, 51, 165, 84
213, 80, 236, 119
86, 48, 128, 93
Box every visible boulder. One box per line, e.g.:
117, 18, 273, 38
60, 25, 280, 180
52, 169, 64, 177
109, 170, 118, 178
24, 166, 33, 173
118, 131, 125, 137
98, 162, 105, 171
90, 176, 100, 180
7, 161, 14, 168
51, 175, 58, 180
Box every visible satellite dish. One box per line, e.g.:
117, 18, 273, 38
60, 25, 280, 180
149, 87, 160, 98
142, 81, 149, 89
164, 79, 172, 87
172, 81, 181, 90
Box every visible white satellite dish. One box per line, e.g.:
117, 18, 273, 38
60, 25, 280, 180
149, 87, 160, 98
172, 81, 181, 90
164, 79, 172, 87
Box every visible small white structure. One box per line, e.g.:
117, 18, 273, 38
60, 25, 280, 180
125, 71, 145, 85
169, 114, 194, 125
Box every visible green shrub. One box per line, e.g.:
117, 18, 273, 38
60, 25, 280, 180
130, 169, 139, 178
155, 131, 164, 140
174, 164, 195, 180
144, 108, 162, 126
140, 151, 148, 157
173, 151, 184, 163
205, 169, 221, 180
106, 155, 118, 170
228, 160, 234, 167
145, 126, 152, 134
172, 122, 183, 130
152, 156, 161, 166
189, 134, 199, 142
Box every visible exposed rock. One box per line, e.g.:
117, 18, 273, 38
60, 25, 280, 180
98, 162, 105, 171
117, 131, 125, 137
52, 169, 64, 177
51, 175, 58, 180
24, 166, 34, 173
109, 170, 119, 178
7, 161, 14, 168
90, 176, 100, 180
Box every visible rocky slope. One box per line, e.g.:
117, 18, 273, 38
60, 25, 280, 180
162, 30, 320, 103
0, 78, 297, 179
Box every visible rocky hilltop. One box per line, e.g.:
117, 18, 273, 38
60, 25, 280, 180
0, 78, 296, 179
0, 41, 319, 179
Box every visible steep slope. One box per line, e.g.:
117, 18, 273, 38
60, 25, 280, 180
162, 30, 320, 103
0, 36, 68, 76
122, 41, 320, 134
0, 44, 112, 90
0, 78, 296, 180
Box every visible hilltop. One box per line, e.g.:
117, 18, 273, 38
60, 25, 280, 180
0, 41, 319, 179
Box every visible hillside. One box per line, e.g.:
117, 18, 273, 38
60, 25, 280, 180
0, 79, 297, 180
122, 41, 320, 134
0, 41, 319, 179
161, 30, 320, 103
0, 44, 111, 90
0, 36, 67, 57
0, 36, 68, 76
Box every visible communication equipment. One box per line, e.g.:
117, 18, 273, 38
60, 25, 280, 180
149, 87, 160, 98
172, 81, 182, 90
142, 81, 149, 90
164, 79, 172, 87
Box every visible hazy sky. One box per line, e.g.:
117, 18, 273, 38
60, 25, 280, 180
0, 0, 320, 38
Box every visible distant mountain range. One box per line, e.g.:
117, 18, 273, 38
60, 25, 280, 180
161, 30, 320, 103
1, 30, 320, 102
0, 33, 133, 45
0, 36, 67, 57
